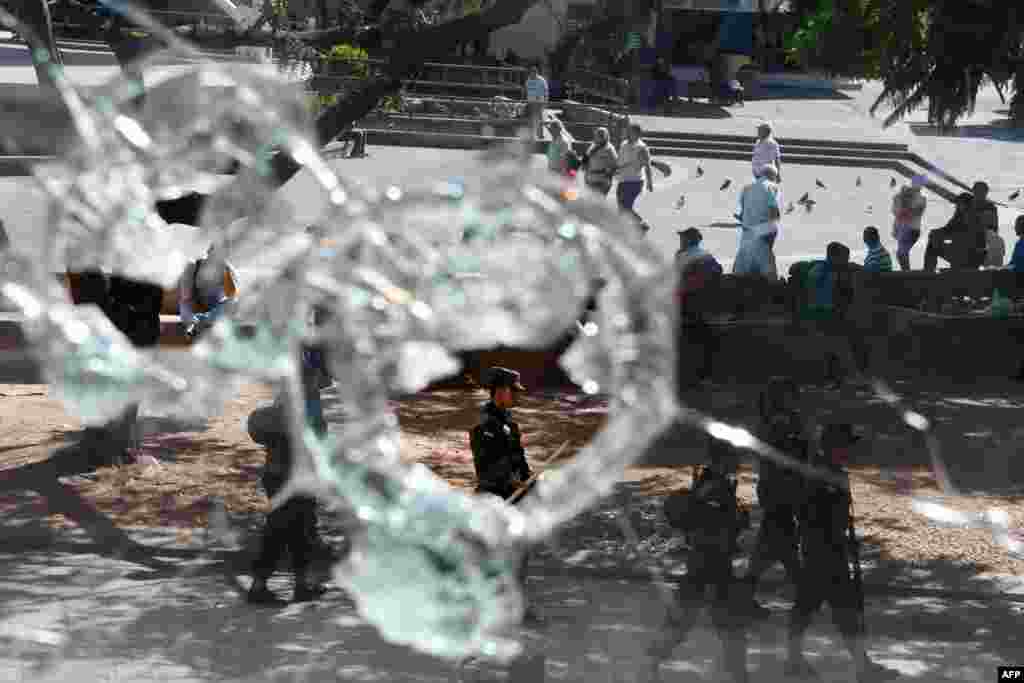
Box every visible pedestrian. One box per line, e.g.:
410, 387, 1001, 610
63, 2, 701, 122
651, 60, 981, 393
0, 218, 8, 251
1009, 215, 1024, 273
581, 126, 618, 196
751, 122, 782, 182
796, 242, 867, 384
741, 377, 808, 614
985, 221, 1006, 268
923, 192, 986, 272
524, 65, 549, 140
891, 176, 927, 271
862, 226, 894, 273
545, 119, 576, 177
469, 366, 538, 620
178, 244, 240, 340
648, 438, 751, 683
615, 123, 654, 232
786, 423, 900, 682
733, 164, 781, 279
675, 228, 723, 388
246, 350, 329, 606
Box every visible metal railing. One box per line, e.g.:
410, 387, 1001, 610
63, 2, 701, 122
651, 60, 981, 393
311, 58, 528, 95
564, 68, 631, 105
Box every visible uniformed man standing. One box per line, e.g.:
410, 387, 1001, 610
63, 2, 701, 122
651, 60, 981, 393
786, 424, 899, 682
471, 367, 532, 501
469, 366, 537, 622
742, 377, 809, 615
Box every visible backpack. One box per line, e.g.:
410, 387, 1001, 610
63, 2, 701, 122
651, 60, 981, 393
664, 466, 744, 538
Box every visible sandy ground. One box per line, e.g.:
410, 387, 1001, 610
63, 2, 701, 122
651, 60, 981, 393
2, 380, 1022, 576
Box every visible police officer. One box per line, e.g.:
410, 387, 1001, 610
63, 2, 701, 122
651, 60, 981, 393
246, 349, 329, 606
742, 376, 809, 614
469, 366, 539, 623
471, 367, 532, 501
647, 436, 750, 683
786, 424, 899, 681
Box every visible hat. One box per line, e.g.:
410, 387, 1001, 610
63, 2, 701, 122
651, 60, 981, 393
483, 367, 526, 392
821, 423, 862, 449
677, 227, 702, 244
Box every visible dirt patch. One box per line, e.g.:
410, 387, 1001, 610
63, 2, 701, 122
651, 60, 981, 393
2, 383, 1023, 575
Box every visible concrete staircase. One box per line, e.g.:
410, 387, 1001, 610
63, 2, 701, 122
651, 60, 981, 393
357, 119, 968, 203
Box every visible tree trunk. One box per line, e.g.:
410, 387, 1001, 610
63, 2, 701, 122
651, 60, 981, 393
5, 0, 64, 92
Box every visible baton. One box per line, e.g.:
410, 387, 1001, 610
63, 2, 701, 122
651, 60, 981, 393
506, 440, 570, 504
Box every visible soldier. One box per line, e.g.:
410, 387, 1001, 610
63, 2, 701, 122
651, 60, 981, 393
647, 436, 751, 683
469, 366, 538, 622
246, 348, 330, 606
741, 377, 809, 614
786, 424, 899, 681
471, 367, 532, 501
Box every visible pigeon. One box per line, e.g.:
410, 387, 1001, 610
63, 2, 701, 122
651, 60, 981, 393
890, 177, 898, 188
816, 179, 827, 189
856, 176, 863, 187
675, 195, 686, 209
1011, 190, 1021, 201
798, 192, 810, 204
696, 165, 704, 177
720, 178, 732, 191
804, 199, 817, 212
786, 202, 796, 214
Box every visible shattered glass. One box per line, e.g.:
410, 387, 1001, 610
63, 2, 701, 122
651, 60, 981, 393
0, 2, 1022, 674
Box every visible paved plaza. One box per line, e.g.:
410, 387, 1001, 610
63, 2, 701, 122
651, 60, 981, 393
1, 62, 1024, 682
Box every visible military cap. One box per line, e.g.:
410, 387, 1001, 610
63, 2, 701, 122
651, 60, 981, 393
483, 366, 526, 391
677, 227, 702, 245
821, 423, 862, 448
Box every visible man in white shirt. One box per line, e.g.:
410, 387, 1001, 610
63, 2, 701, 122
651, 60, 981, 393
616, 124, 654, 232
752, 122, 782, 183
524, 66, 549, 140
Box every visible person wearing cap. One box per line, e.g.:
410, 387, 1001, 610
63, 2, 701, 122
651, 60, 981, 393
787, 424, 899, 682
923, 191, 987, 272
675, 228, 723, 388
470, 367, 532, 501
741, 377, 809, 615
891, 176, 928, 271
752, 122, 782, 183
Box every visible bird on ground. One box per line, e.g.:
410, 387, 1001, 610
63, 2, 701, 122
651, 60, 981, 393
1011, 190, 1021, 201
696, 165, 704, 177
890, 177, 898, 188
816, 179, 827, 189
675, 195, 686, 209
856, 176, 863, 187
786, 203, 796, 214
720, 178, 732, 191
798, 192, 810, 204
804, 199, 817, 212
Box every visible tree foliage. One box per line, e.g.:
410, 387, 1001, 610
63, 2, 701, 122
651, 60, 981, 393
785, 0, 1023, 129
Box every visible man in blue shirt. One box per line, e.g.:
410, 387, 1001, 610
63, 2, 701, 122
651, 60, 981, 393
862, 227, 893, 273
524, 66, 549, 140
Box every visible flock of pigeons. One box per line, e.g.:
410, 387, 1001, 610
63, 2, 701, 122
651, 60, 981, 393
675, 163, 1024, 218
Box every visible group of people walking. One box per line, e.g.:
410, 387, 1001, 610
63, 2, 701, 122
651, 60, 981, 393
650, 377, 900, 683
